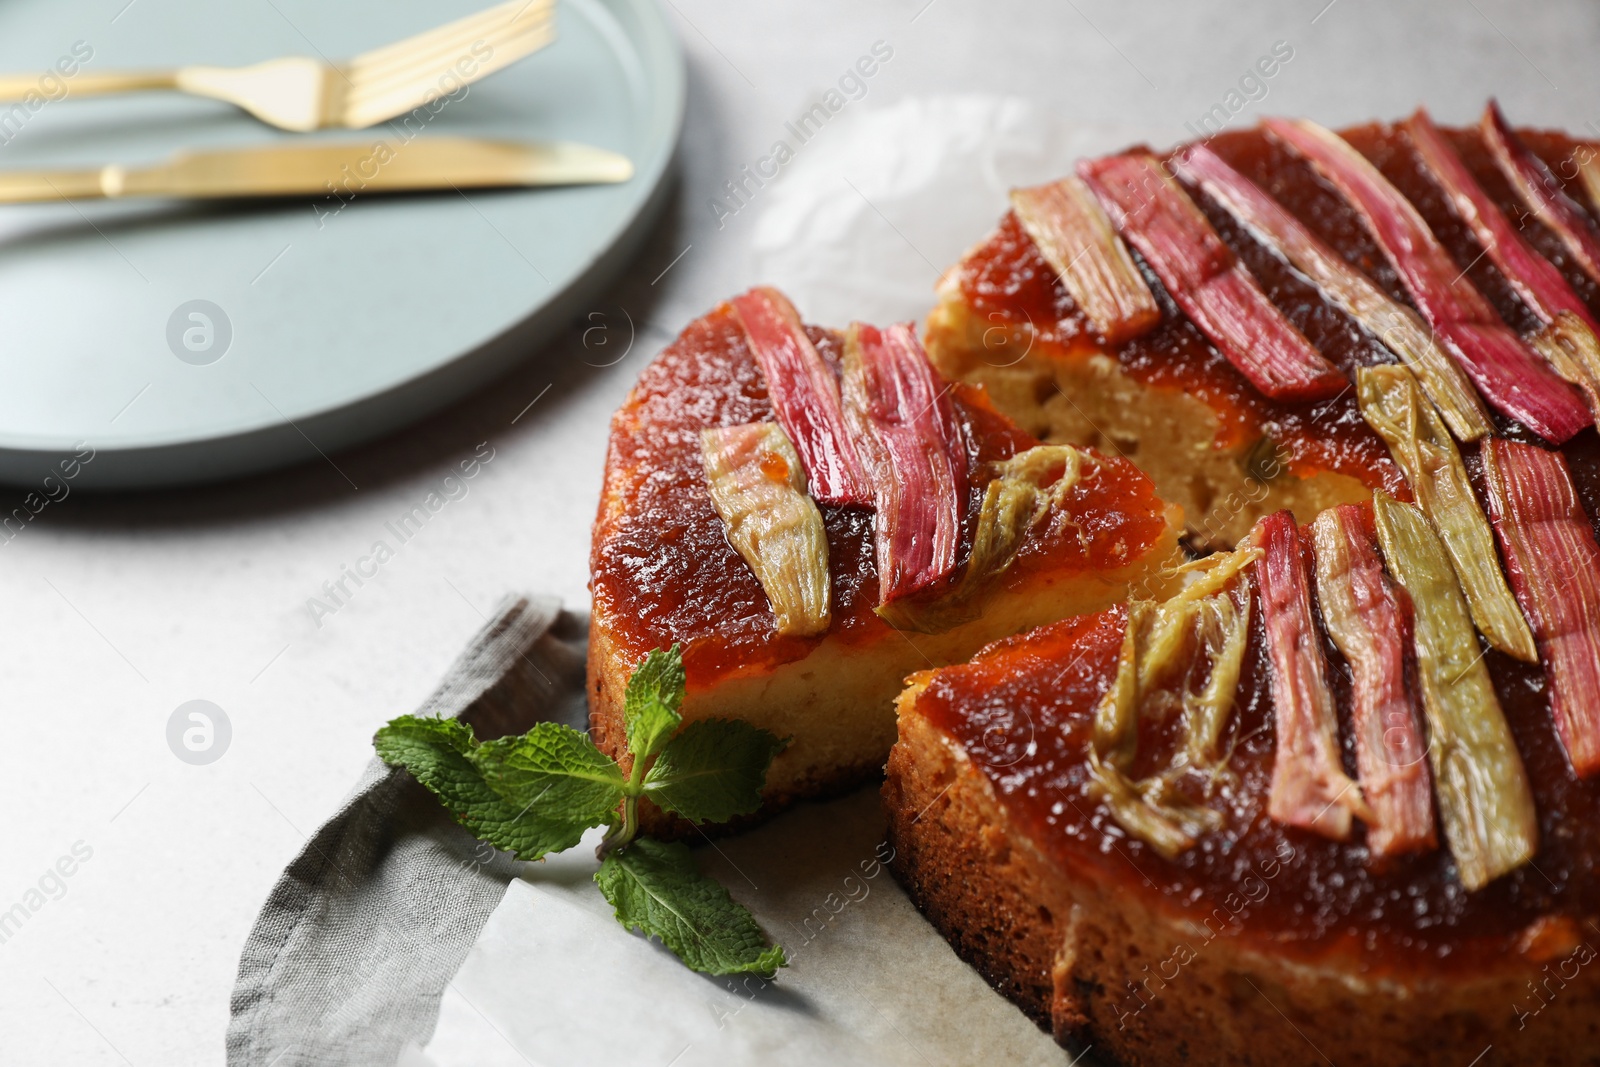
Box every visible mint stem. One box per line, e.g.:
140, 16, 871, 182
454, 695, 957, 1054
597, 752, 648, 860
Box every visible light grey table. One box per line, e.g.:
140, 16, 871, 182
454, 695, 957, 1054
5, 0, 1599, 1062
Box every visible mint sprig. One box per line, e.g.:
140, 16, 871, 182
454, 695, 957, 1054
374, 644, 789, 976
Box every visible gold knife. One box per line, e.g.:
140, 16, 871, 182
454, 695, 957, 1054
0, 138, 633, 203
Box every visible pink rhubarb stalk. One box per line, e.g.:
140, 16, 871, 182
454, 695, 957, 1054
1405, 108, 1600, 426
1481, 439, 1600, 778
1405, 108, 1600, 333
1010, 176, 1161, 345
1077, 151, 1344, 402
1253, 510, 1369, 840
1174, 143, 1492, 441
841, 322, 969, 610
1310, 504, 1436, 857
1266, 117, 1590, 444
1481, 100, 1600, 288
731, 287, 872, 506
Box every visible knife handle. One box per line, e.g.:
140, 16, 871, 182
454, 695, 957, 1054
0, 71, 179, 101
0, 168, 112, 203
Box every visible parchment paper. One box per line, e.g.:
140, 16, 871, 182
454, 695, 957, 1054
416, 791, 1078, 1067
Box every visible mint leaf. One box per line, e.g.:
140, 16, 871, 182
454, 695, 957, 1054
643, 719, 788, 824
375, 716, 623, 860
623, 645, 685, 764
594, 837, 785, 975
475, 726, 627, 820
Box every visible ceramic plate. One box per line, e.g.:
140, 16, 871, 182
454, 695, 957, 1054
0, 0, 682, 487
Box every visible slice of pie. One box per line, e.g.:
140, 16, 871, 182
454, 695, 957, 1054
588, 288, 1182, 830
889, 103, 1600, 1065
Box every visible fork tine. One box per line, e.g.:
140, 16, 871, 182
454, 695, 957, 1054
341, 12, 551, 117
344, 16, 552, 103
340, 22, 554, 128
349, 0, 552, 77
346, 8, 552, 99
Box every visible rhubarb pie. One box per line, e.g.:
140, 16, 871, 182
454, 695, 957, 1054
888, 104, 1600, 1065
587, 288, 1182, 829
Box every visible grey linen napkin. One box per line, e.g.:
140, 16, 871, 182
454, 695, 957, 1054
226, 594, 589, 1067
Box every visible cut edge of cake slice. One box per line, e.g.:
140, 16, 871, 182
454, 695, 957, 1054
591, 529, 1181, 835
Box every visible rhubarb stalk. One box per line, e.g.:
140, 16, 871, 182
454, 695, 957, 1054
1078, 151, 1345, 402
1371, 491, 1538, 891
730, 288, 871, 506
1404, 108, 1600, 332
887, 444, 1095, 633
1527, 312, 1600, 421
1357, 365, 1537, 661
1481, 439, 1600, 778
1088, 550, 1259, 859
1174, 143, 1492, 441
1403, 108, 1600, 424
1253, 510, 1369, 840
966, 445, 1093, 586
1267, 117, 1589, 443
1310, 504, 1436, 857
1137, 548, 1257, 771
840, 322, 968, 621
1088, 602, 1226, 859
701, 422, 832, 637
1010, 176, 1161, 344
1481, 100, 1600, 289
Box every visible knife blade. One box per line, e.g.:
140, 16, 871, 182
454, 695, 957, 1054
0, 138, 633, 203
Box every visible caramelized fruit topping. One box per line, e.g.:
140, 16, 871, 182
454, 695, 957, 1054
1310, 503, 1436, 857
1009, 176, 1161, 345
1357, 365, 1537, 661
1175, 141, 1492, 441
1372, 491, 1538, 891
1482, 439, 1600, 778
1079, 150, 1344, 402
841, 322, 968, 615
730, 287, 871, 506
701, 422, 832, 637
1266, 117, 1589, 444
1253, 510, 1368, 840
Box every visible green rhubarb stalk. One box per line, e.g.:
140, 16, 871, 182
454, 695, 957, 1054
1010, 175, 1161, 345
1371, 492, 1538, 891
1358, 365, 1537, 662
1086, 550, 1256, 858
701, 422, 832, 637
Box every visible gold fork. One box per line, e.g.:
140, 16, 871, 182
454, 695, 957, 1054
0, 0, 555, 132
